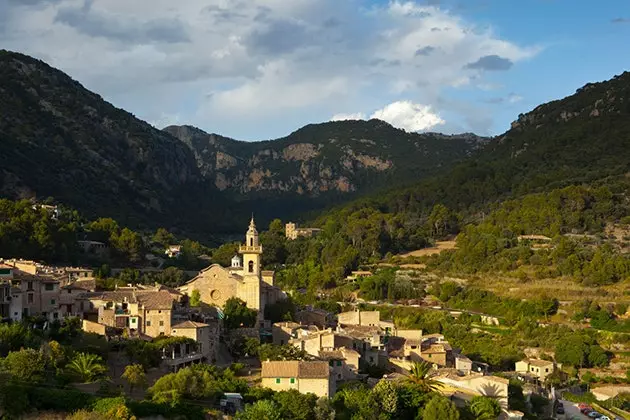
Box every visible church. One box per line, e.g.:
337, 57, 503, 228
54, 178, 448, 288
178, 218, 286, 325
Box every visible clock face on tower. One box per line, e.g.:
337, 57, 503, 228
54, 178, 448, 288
211, 290, 221, 301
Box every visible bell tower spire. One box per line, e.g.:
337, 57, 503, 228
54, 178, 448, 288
239, 216, 262, 275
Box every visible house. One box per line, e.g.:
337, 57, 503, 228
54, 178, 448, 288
171, 320, 216, 362
454, 353, 473, 374
435, 372, 510, 409
338, 310, 381, 327
85, 289, 176, 337
318, 347, 361, 381
261, 360, 335, 398
515, 359, 558, 382
285, 223, 322, 240
337, 324, 388, 366
295, 307, 334, 329
272, 321, 303, 346
165, 245, 182, 258
178, 218, 286, 325
77, 240, 109, 257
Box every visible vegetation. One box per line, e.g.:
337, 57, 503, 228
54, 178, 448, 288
66, 352, 108, 383
223, 297, 258, 329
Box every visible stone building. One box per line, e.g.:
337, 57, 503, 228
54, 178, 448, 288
261, 360, 335, 398
515, 359, 559, 382
178, 218, 285, 324
285, 222, 322, 240
318, 347, 361, 381
84, 289, 176, 337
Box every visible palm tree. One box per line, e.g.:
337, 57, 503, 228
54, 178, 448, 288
67, 352, 107, 383
469, 396, 502, 420
405, 361, 440, 393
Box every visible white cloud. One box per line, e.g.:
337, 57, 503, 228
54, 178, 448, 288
370, 101, 445, 132
330, 100, 445, 132
0, 0, 540, 138
331, 112, 366, 121
507, 93, 523, 104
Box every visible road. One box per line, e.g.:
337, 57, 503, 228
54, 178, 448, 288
559, 400, 584, 419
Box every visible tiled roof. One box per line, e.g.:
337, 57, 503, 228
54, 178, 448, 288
136, 291, 175, 310
262, 361, 330, 379
273, 321, 301, 329
172, 320, 209, 329
261, 270, 275, 276
525, 359, 554, 368
0, 263, 13, 269
339, 325, 380, 339
422, 344, 447, 354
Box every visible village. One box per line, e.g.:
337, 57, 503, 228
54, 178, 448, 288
1, 218, 628, 420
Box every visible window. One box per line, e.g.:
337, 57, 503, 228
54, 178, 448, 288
248, 261, 254, 273
329, 360, 334, 367
159, 320, 164, 327
336, 361, 342, 366
27, 293, 33, 303
53, 312, 58, 319
290, 378, 295, 384
27, 281, 33, 290
146, 321, 152, 327
545, 368, 549, 373
50, 299, 56, 305
158, 310, 162, 314
131, 318, 137, 324
0, 268, 10, 275
428, 354, 432, 358
45, 283, 54, 291
250, 238, 253, 246
276, 378, 281, 384
67, 289, 72, 294
280, 340, 284, 345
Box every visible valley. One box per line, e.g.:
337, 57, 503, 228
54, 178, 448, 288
2, 50, 630, 419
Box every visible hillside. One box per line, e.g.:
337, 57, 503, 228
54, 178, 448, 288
164, 122, 485, 198
319, 71, 630, 225
0, 50, 212, 232
0, 50, 485, 235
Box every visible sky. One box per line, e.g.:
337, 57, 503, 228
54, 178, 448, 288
1, 0, 629, 140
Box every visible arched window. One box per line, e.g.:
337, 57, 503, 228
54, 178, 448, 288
248, 260, 254, 273
250, 238, 253, 246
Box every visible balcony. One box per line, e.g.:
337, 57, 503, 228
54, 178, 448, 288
238, 245, 263, 254
162, 351, 204, 366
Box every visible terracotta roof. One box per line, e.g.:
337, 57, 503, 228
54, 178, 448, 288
520, 358, 554, 367
319, 350, 345, 360
0, 263, 13, 269
136, 291, 175, 310
423, 333, 445, 339
262, 361, 330, 379
172, 320, 209, 329
73, 279, 96, 291
261, 270, 275, 276
273, 321, 301, 329
422, 343, 447, 354
339, 325, 381, 338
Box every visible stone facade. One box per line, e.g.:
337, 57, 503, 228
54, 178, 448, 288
515, 359, 557, 381
261, 361, 335, 398
178, 218, 285, 322
338, 310, 381, 327
285, 222, 322, 240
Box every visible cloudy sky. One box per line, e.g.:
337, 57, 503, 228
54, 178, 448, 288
1, 0, 629, 140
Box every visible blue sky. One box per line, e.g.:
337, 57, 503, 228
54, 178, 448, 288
1, 0, 629, 140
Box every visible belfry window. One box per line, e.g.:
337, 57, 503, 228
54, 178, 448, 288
248, 261, 254, 273
250, 238, 253, 246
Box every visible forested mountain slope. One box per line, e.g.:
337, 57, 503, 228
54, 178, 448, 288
318, 71, 630, 226
0, 50, 484, 234
164, 122, 485, 198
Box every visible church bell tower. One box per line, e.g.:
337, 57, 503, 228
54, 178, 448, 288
239, 216, 262, 276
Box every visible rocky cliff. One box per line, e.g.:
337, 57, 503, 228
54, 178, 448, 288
164, 121, 486, 197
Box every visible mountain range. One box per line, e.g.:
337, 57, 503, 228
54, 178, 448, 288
1, 49, 629, 238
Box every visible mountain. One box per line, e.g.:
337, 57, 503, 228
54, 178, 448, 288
0, 50, 210, 231
164, 123, 485, 198
317, 71, 630, 224
0, 50, 483, 235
